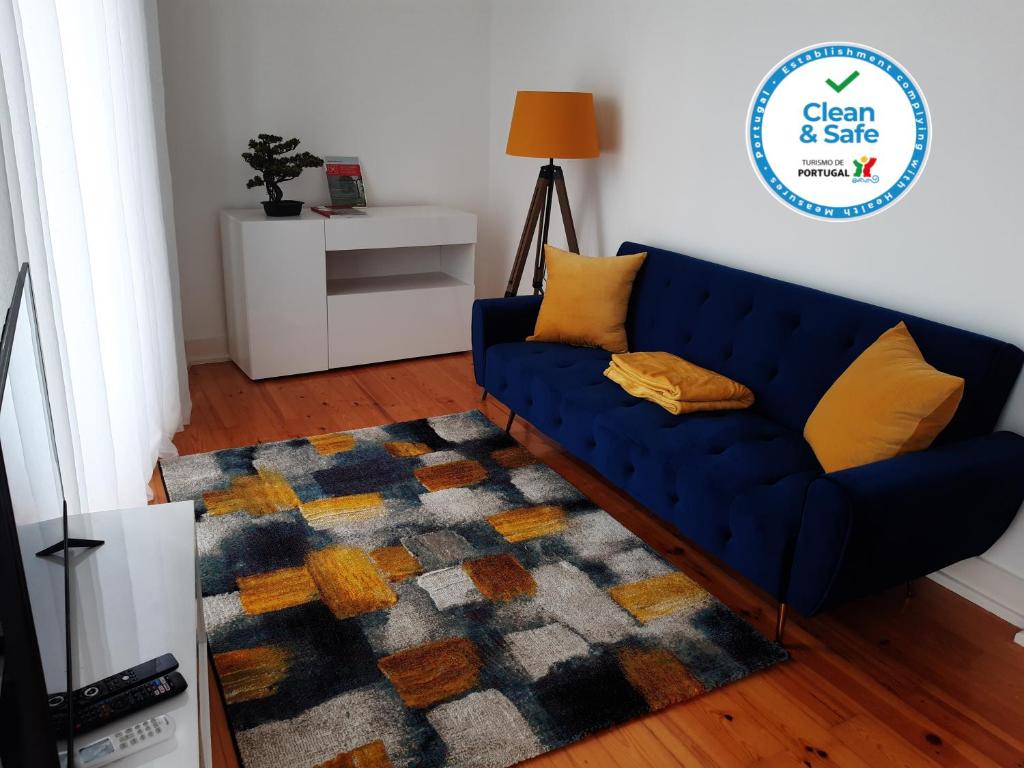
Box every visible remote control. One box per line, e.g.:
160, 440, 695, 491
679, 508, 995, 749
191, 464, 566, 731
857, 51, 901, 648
48, 654, 179, 716
60, 715, 175, 767
69, 672, 188, 736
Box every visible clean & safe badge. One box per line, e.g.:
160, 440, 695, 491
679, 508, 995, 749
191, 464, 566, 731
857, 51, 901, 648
747, 43, 930, 221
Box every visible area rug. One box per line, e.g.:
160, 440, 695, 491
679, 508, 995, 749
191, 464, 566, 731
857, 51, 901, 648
160, 410, 785, 768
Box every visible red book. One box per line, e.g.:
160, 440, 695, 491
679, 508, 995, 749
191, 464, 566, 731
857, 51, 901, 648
310, 205, 366, 218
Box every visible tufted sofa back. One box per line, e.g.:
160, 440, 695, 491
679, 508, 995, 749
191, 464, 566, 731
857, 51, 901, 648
620, 242, 1023, 442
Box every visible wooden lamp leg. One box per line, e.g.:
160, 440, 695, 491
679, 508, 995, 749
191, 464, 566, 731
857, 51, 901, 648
552, 166, 579, 253
504, 161, 582, 298
505, 171, 551, 297
531, 160, 556, 295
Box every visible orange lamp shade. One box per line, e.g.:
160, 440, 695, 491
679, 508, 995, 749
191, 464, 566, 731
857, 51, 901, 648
506, 91, 599, 159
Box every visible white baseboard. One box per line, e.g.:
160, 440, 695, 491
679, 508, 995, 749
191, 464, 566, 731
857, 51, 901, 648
185, 337, 230, 366
187, 352, 232, 366
929, 556, 1024, 631
1015, 630, 1024, 647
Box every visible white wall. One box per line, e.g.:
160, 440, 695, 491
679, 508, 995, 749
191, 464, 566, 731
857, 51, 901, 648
484, 0, 1024, 624
157, 0, 1024, 624
157, 0, 491, 362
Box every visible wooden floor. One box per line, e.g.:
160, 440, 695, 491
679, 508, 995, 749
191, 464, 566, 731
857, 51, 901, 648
159, 354, 1024, 768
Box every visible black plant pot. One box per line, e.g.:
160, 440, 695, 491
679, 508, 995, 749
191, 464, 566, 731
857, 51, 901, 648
262, 200, 304, 217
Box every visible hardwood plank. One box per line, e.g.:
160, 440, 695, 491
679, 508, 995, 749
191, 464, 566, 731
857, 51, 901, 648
208, 663, 240, 768
155, 355, 1024, 768
832, 714, 946, 768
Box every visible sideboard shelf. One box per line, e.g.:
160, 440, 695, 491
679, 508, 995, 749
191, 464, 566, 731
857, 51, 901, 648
221, 205, 477, 379
326, 270, 469, 297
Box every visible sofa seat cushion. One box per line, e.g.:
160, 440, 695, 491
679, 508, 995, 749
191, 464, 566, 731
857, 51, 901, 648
591, 403, 821, 593
484, 341, 822, 594
485, 341, 628, 454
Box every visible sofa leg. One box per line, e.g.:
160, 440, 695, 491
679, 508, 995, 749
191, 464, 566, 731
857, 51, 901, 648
480, 388, 488, 402
901, 579, 915, 613
504, 411, 516, 433
775, 602, 788, 644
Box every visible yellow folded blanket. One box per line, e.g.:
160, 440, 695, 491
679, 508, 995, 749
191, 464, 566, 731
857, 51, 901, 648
604, 351, 754, 415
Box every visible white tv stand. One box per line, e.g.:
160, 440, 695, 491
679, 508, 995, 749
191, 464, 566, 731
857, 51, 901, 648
220, 205, 477, 380
19, 502, 209, 767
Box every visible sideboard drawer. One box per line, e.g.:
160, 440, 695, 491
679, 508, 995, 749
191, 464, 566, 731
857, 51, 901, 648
328, 277, 473, 368
324, 207, 476, 251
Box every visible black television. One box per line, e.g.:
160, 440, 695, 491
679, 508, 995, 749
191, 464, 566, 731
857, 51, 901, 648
0, 264, 98, 767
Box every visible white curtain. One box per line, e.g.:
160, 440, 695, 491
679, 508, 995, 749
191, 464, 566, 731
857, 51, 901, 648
0, 0, 189, 514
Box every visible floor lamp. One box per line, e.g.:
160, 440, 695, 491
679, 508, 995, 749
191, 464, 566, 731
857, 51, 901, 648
504, 91, 599, 297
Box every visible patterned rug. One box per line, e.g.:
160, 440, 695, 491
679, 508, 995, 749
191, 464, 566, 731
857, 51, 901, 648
161, 411, 785, 768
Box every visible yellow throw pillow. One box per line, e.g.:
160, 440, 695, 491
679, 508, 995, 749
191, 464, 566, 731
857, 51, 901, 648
804, 321, 964, 473
604, 351, 754, 415
527, 245, 647, 354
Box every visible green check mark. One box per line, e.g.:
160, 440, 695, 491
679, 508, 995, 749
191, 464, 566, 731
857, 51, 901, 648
826, 70, 860, 93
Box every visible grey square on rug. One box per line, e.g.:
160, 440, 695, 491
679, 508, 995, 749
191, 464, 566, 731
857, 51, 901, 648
160, 410, 786, 768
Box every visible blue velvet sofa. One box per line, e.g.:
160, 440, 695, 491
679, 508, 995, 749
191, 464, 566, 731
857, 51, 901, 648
472, 242, 1024, 628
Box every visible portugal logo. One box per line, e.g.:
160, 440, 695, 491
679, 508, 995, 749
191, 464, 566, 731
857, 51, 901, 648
747, 43, 930, 221
852, 156, 878, 182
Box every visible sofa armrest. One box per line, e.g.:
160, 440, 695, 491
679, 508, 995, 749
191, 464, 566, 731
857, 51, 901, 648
787, 431, 1024, 615
471, 296, 542, 386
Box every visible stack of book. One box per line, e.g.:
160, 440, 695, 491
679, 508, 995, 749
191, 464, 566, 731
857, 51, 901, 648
310, 205, 366, 218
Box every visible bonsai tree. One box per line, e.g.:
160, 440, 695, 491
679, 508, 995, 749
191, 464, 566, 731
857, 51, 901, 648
242, 134, 324, 204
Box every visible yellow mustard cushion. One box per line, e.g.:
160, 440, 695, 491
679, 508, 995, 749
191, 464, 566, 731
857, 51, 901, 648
527, 245, 647, 354
804, 321, 964, 473
604, 351, 755, 415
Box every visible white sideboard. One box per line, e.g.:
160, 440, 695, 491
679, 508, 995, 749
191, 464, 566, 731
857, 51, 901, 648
220, 205, 477, 379
19, 502, 210, 767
